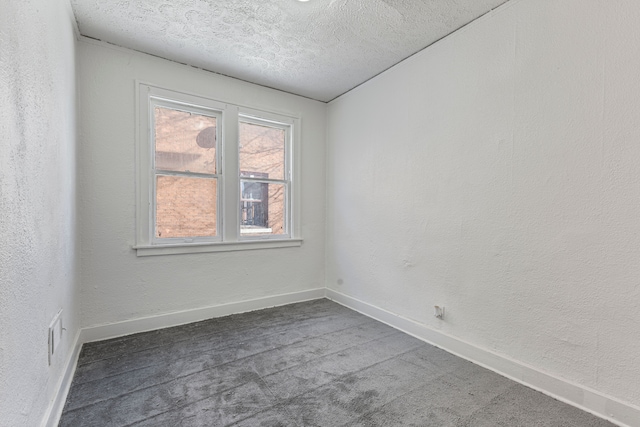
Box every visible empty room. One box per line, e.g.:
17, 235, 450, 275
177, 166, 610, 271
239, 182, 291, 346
1, 0, 639, 426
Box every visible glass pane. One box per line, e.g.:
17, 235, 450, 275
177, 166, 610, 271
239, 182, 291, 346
156, 175, 217, 238
240, 181, 286, 236
155, 106, 217, 174
239, 121, 285, 180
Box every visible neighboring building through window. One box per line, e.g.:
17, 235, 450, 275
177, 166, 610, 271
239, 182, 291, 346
135, 84, 299, 255
240, 173, 269, 232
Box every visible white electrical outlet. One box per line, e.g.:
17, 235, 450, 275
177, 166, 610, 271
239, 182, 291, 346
48, 310, 63, 365
434, 305, 445, 319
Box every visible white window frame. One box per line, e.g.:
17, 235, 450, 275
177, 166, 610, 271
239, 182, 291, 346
150, 96, 223, 245
238, 109, 294, 241
134, 83, 302, 256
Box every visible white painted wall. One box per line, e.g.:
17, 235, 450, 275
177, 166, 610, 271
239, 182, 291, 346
77, 40, 326, 328
327, 0, 640, 410
0, 0, 79, 425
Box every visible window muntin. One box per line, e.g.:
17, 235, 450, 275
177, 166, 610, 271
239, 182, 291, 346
239, 116, 291, 239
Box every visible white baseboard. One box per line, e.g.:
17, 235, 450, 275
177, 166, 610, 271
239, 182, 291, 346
326, 289, 640, 427
42, 288, 638, 427
80, 287, 326, 343
41, 330, 82, 427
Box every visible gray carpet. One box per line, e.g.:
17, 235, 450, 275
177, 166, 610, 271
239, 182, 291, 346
59, 299, 613, 426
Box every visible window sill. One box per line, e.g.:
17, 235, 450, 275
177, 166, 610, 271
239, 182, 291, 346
133, 239, 303, 257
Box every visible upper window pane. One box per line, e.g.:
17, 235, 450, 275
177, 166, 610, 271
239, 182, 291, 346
155, 106, 217, 174
239, 121, 285, 180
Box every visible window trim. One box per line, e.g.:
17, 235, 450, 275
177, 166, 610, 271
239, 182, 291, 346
135, 82, 302, 256
133, 239, 304, 257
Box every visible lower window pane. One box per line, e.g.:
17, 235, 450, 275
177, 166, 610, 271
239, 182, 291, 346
156, 175, 217, 238
240, 181, 286, 236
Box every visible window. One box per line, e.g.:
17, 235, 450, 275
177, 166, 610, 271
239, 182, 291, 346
239, 117, 290, 237
153, 101, 221, 241
135, 84, 301, 256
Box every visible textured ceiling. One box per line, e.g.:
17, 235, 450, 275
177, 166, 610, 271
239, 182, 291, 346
71, 0, 509, 102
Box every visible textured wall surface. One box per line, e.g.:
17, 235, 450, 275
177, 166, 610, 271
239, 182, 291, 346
327, 0, 640, 410
78, 40, 326, 327
70, 0, 507, 102
0, 0, 79, 425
